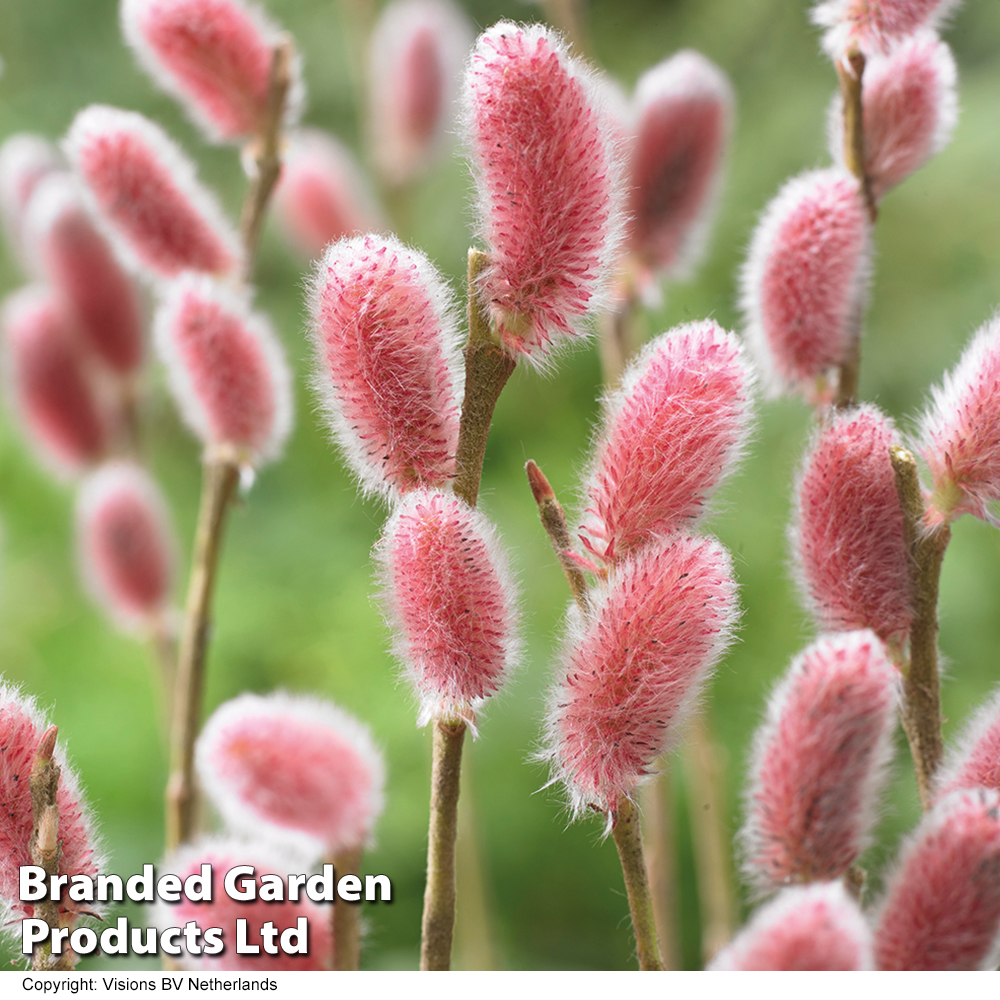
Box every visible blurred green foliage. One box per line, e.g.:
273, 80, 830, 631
0, 0, 998, 972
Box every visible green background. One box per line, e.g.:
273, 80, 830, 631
1, 0, 998, 971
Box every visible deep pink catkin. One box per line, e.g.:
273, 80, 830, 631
0, 134, 62, 264
369, 0, 472, 186
66, 105, 241, 281
918, 312, 1000, 525
546, 532, 738, 817
155, 273, 292, 465
580, 320, 753, 565
742, 169, 870, 399
380, 490, 520, 727
740, 631, 897, 892
76, 462, 176, 629
873, 788, 1000, 970
121, 0, 304, 143
27, 174, 144, 374
812, 0, 960, 57
0, 684, 104, 924
625, 50, 733, 283
465, 22, 621, 359
155, 839, 333, 970
709, 882, 873, 971
272, 129, 385, 258
309, 234, 461, 499
934, 685, 1000, 800
196, 692, 385, 859
791, 406, 912, 643
2, 286, 109, 472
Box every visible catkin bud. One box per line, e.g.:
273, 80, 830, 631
76, 462, 176, 630
873, 788, 1000, 970
0, 133, 62, 265
155, 273, 292, 465
196, 692, 385, 859
464, 22, 621, 359
545, 532, 738, 818
121, 0, 304, 143
709, 882, 873, 971
740, 631, 897, 892
791, 406, 912, 642
379, 490, 520, 728
66, 105, 241, 281
741, 169, 870, 399
308, 234, 461, 499
934, 685, 1000, 800
812, 0, 960, 58
580, 320, 753, 565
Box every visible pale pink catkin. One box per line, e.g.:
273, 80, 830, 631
812, 0, 961, 57
308, 234, 461, 499
196, 691, 385, 859
580, 321, 753, 566
740, 631, 897, 892
546, 531, 738, 817
791, 405, 912, 642
0, 134, 63, 264
379, 490, 520, 728
464, 22, 621, 359
934, 685, 1000, 801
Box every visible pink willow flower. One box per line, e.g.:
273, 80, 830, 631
121, 0, 304, 143
812, 0, 961, 57
309, 234, 462, 499
196, 691, 385, 859
272, 129, 385, 258
155, 273, 292, 465
2, 286, 109, 472
465, 22, 621, 359
546, 532, 738, 817
369, 0, 472, 186
709, 882, 873, 971
873, 787, 1000, 970
741, 168, 871, 398
0, 134, 62, 263
66, 105, 241, 281
379, 490, 520, 728
27, 174, 144, 375
625, 50, 733, 283
155, 838, 332, 971
740, 631, 897, 892
77, 462, 176, 630
0, 684, 103, 923
934, 685, 1000, 800
918, 312, 1000, 525
580, 321, 753, 565
791, 406, 912, 643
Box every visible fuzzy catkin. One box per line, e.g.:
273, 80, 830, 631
812, 0, 960, 57
934, 685, 1000, 800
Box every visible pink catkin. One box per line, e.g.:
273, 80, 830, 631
742, 169, 870, 398
625, 50, 733, 282
2, 286, 109, 472
812, 0, 960, 57
0, 684, 103, 924
155, 839, 333, 971
121, 0, 303, 143
380, 490, 520, 727
919, 312, 1000, 525
740, 631, 897, 892
27, 175, 144, 374
546, 532, 738, 817
66, 106, 241, 281
709, 882, 873, 971
465, 22, 621, 359
155, 274, 292, 465
0, 134, 63, 263
77, 462, 176, 629
935, 686, 1000, 801
580, 321, 753, 566
791, 406, 912, 642
273, 130, 385, 258
369, 0, 472, 186
196, 692, 385, 858
309, 234, 461, 499
874, 788, 1000, 970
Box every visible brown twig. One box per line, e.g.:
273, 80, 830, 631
641, 772, 679, 970
331, 846, 364, 970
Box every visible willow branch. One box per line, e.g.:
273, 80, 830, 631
641, 773, 679, 970
612, 797, 664, 971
